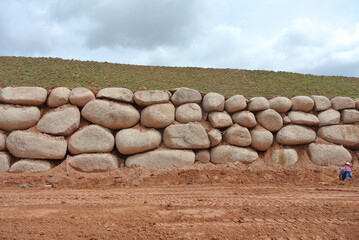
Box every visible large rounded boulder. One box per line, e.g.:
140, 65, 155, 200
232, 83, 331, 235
6, 131, 67, 159
141, 103, 175, 128
47, 87, 71, 107
163, 123, 210, 149
125, 149, 195, 169
291, 96, 314, 112
68, 125, 114, 155
0, 104, 40, 131
116, 127, 162, 155
0, 152, 12, 171
96, 87, 133, 103
69, 87, 95, 107
208, 111, 233, 128
318, 109, 340, 126
225, 95, 247, 113
311, 95, 331, 111
256, 109, 283, 132
308, 143, 352, 166
134, 90, 170, 106
203, 92, 225, 112
69, 153, 123, 172
171, 88, 202, 105
223, 124, 251, 147
287, 111, 319, 126
175, 103, 202, 123
9, 159, 52, 173
232, 111, 257, 128
317, 125, 359, 149
211, 145, 258, 164
250, 125, 273, 151
37, 104, 80, 136
269, 97, 292, 113
247, 97, 269, 111
0, 87, 47, 106
276, 125, 316, 145
82, 99, 140, 129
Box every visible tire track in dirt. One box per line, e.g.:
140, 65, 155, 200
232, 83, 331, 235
0, 184, 358, 239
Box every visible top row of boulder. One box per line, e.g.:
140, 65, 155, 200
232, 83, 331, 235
0, 87, 358, 112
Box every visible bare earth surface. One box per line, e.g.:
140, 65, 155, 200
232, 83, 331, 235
1, 160, 359, 239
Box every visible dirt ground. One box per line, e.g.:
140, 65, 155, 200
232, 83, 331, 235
1, 159, 359, 239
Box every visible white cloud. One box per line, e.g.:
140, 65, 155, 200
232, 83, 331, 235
0, 0, 359, 77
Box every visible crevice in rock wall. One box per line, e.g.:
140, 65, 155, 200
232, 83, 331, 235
0, 86, 358, 173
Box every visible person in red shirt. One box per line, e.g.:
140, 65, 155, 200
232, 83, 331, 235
339, 162, 353, 181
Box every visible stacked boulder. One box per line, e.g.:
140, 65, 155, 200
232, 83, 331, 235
0, 86, 358, 173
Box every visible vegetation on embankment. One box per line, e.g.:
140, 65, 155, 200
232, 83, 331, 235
0, 56, 358, 98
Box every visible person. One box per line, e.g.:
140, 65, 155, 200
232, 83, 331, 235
339, 162, 353, 181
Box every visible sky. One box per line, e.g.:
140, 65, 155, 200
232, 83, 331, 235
1, 0, 359, 77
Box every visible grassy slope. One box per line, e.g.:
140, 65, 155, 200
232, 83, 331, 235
0, 56, 358, 98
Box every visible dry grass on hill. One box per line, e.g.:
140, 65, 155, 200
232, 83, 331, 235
0, 56, 358, 98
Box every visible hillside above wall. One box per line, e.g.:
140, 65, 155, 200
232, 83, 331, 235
0, 56, 358, 98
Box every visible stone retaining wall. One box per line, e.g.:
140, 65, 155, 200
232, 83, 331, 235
0, 86, 358, 173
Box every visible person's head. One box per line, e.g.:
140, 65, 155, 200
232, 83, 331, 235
345, 162, 351, 166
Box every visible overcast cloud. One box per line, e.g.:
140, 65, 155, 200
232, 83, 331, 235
1, 0, 359, 77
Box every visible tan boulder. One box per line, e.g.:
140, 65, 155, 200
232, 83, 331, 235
37, 104, 80, 136
355, 98, 359, 110
175, 103, 202, 123
250, 125, 273, 151
82, 99, 140, 129
171, 87, 202, 105
115, 127, 161, 155
318, 125, 359, 149
141, 103, 175, 128
9, 159, 52, 173
69, 153, 123, 172
68, 125, 114, 155
271, 149, 298, 166
125, 149, 195, 169
208, 128, 222, 147
0, 152, 12, 171
232, 111, 257, 128
134, 90, 170, 106
276, 125, 316, 145
0, 104, 40, 131
331, 97, 355, 110
0, 87, 47, 106
223, 124, 251, 147
0, 131, 7, 151
195, 150, 210, 163
247, 97, 269, 111
311, 95, 331, 111
225, 95, 247, 113
163, 123, 210, 149
6, 131, 67, 159
47, 87, 71, 107
256, 109, 283, 132
203, 92, 225, 112
211, 145, 258, 164
269, 97, 292, 113
96, 87, 133, 103
208, 111, 233, 128
308, 143, 352, 166
69, 87, 95, 107
287, 111, 319, 126
291, 96, 314, 112
318, 109, 340, 126
342, 109, 359, 124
